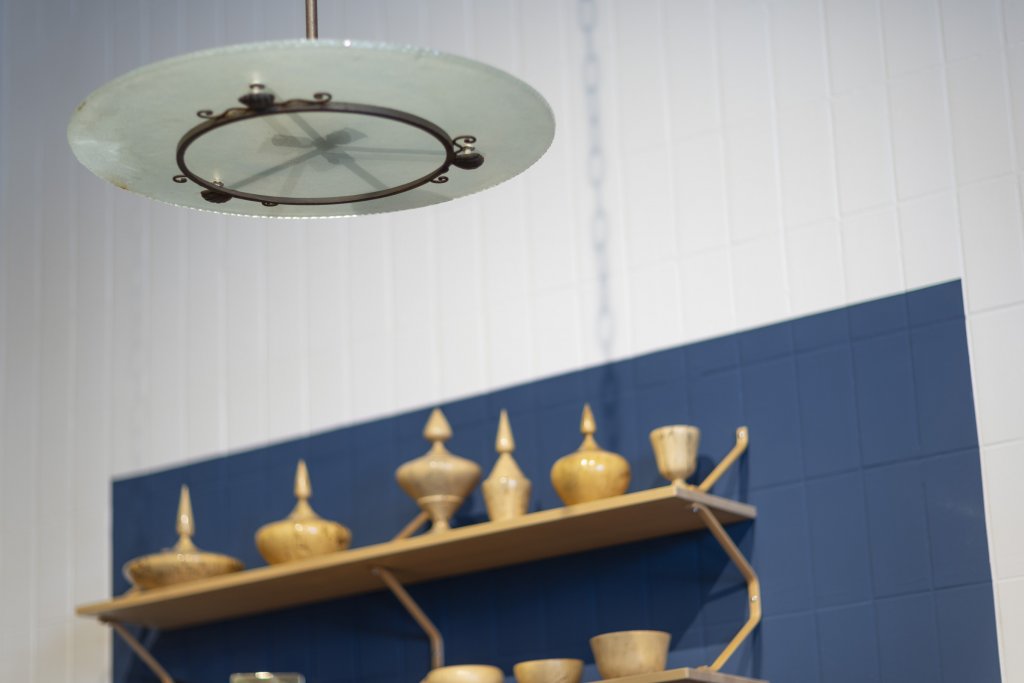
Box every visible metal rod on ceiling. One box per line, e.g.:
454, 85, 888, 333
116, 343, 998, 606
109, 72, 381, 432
305, 0, 318, 39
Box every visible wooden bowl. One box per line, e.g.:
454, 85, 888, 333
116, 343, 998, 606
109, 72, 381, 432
589, 630, 670, 679
423, 665, 504, 683
124, 545, 244, 590
513, 659, 583, 683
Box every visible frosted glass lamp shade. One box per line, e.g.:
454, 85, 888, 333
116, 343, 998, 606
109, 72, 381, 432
68, 40, 555, 218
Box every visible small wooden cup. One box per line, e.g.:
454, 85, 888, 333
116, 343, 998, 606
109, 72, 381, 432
513, 658, 584, 683
590, 630, 670, 679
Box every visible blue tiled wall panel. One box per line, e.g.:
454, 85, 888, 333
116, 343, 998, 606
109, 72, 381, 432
112, 281, 999, 683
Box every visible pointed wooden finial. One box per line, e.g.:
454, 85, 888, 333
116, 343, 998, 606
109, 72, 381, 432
495, 409, 515, 455
294, 459, 312, 500
424, 407, 453, 443
580, 403, 597, 436
176, 484, 194, 539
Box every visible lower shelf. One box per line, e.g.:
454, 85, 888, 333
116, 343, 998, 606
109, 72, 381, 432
597, 668, 766, 683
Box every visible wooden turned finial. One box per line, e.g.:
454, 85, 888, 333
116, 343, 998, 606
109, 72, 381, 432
580, 403, 597, 436
495, 409, 515, 455
176, 485, 194, 539
424, 407, 453, 443
294, 459, 312, 501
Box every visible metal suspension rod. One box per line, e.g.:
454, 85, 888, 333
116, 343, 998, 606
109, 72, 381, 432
305, 0, 318, 39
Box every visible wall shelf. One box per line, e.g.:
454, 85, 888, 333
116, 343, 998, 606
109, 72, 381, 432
596, 668, 766, 683
77, 484, 755, 630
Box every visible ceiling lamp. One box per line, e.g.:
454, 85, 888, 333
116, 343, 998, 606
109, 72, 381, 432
67, 0, 555, 218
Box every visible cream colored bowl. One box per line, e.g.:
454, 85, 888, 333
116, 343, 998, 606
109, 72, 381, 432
590, 630, 670, 679
513, 658, 583, 683
423, 665, 504, 683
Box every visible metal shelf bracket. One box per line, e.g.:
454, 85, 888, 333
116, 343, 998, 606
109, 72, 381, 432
690, 502, 761, 673
372, 566, 445, 670
103, 618, 175, 683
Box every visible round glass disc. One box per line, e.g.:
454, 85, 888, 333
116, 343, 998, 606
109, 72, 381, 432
68, 40, 555, 218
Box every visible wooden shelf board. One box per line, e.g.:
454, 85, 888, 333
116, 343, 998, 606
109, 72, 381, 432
595, 668, 766, 683
77, 485, 755, 630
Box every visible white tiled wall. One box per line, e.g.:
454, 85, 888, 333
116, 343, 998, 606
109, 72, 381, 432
2, 0, 1024, 680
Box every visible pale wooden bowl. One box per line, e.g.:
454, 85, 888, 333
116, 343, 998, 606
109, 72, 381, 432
513, 658, 583, 683
422, 665, 504, 683
589, 630, 670, 679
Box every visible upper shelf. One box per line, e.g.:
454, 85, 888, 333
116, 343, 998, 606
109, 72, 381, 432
77, 484, 756, 630
596, 668, 766, 683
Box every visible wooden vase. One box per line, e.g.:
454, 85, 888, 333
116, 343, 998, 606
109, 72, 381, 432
482, 410, 532, 521
396, 408, 481, 532
550, 404, 631, 505
255, 459, 352, 564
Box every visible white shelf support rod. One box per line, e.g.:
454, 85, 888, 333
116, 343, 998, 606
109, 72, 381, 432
372, 566, 445, 670
102, 618, 175, 683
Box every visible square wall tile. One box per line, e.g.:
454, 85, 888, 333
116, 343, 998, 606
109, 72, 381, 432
853, 333, 919, 467
875, 593, 941, 683
888, 68, 955, 199
724, 119, 782, 244
716, 0, 774, 124
785, 221, 847, 317
797, 346, 861, 477
946, 52, 1014, 185
749, 484, 814, 615
934, 583, 1002, 682
731, 234, 790, 329
761, 613, 820, 683
898, 191, 962, 290
806, 473, 874, 607
832, 87, 895, 214
970, 305, 1024, 445
681, 247, 737, 341
675, 133, 730, 254
664, 0, 720, 134
982, 441, 1024, 580
841, 207, 905, 302
864, 461, 933, 596
910, 319, 978, 455
938, 0, 1003, 62
778, 100, 838, 227
630, 262, 683, 353
741, 358, 804, 490
925, 449, 992, 588
816, 603, 881, 683
824, 0, 886, 93
768, 0, 829, 107
880, 0, 943, 76
998, 577, 1024, 682
959, 175, 1024, 313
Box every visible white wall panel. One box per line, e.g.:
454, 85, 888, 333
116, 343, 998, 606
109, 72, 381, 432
824, 0, 886, 93
3, 0, 1024, 680
939, 0, 1003, 62
947, 51, 1015, 185
898, 191, 962, 288
959, 175, 1024, 313
832, 86, 895, 214
880, 0, 943, 76
889, 67, 956, 199
785, 221, 847, 316
840, 207, 905, 301
778, 100, 839, 227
